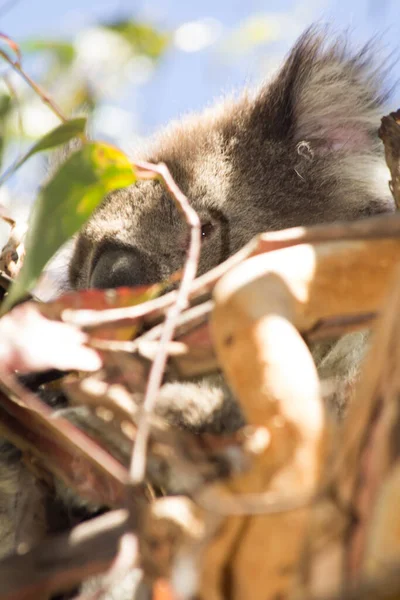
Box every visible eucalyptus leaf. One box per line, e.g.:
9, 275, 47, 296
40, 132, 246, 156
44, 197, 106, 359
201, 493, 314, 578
0, 117, 87, 185
25, 117, 86, 159
2, 142, 136, 312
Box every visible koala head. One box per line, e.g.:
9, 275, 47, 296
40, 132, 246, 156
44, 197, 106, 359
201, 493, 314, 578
68, 28, 394, 291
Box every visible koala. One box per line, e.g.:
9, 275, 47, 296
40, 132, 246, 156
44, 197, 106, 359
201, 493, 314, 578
68, 27, 393, 430
0, 27, 396, 600
71, 33, 392, 292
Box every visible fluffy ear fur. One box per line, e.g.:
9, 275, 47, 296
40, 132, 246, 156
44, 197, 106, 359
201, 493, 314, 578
228, 27, 394, 223
253, 28, 387, 152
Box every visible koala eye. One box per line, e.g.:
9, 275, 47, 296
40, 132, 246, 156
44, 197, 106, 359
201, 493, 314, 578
201, 221, 215, 240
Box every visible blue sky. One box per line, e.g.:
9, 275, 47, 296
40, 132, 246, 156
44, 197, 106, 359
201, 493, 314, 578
1, 0, 399, 138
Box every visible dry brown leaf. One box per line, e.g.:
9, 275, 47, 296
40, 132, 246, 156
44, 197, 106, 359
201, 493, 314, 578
0, 302, 102, 374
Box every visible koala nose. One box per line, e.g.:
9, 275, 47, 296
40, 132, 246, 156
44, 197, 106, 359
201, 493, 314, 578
90, 246, 154, 289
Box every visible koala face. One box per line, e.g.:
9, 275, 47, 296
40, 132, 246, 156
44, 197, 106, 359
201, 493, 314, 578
68, 29, 394, 291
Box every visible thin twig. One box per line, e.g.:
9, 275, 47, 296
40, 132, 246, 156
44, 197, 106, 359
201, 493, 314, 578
129, 162, 201, 484
88, 300, 213, 352
0, 48, 67, 123
89, 338, 187, 357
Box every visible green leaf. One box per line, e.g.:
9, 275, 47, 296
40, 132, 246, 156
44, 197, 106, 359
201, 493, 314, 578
22, 39, 76, 67
105, 19, 170, 59
0, 117, 87, 185
24, 117, 86, 160
2, 142, 136, 312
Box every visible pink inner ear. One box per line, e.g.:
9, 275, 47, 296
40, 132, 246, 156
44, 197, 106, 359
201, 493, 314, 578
322, 122, 373, 153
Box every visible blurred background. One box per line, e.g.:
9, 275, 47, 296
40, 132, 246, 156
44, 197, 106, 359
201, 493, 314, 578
0, 0, 398, 247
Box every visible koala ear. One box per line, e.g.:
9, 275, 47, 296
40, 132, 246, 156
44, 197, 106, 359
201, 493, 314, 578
253, 28, 387, 153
